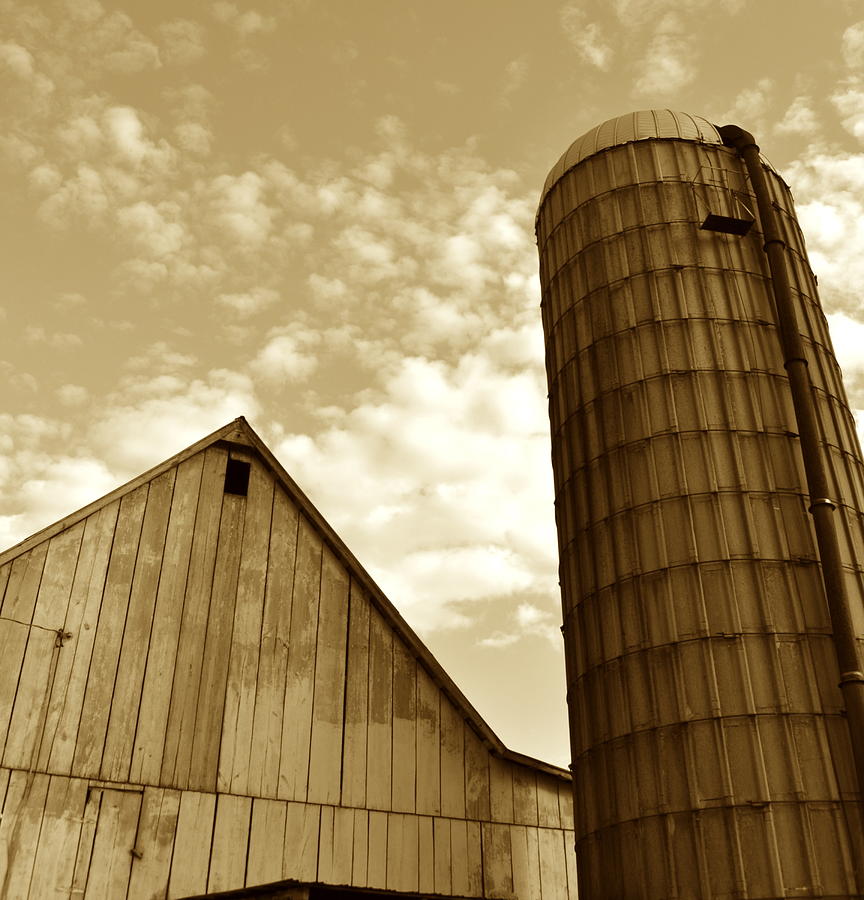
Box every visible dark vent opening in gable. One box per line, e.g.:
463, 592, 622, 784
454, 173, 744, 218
224, 458, 251, 496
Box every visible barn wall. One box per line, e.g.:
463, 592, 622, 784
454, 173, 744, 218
0, 769, 577, 899
0, 442, 577, 898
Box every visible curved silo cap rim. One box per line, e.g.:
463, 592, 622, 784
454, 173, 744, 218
537, 109, 780, 212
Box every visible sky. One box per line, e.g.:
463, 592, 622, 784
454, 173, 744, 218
2, 0, 864, 767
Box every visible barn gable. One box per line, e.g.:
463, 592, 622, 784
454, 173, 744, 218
0, 419, 577, 899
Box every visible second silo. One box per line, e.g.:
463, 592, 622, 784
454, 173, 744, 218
537, 110, 864, 897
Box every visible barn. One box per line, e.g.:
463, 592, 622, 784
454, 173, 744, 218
0, 417, 578, 899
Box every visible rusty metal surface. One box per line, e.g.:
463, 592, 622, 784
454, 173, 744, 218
538, 117, 864, 897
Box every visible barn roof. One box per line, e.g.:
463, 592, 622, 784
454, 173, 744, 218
0, 417, 569, 781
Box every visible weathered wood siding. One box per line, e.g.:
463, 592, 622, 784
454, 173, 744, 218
0, 438, 577, 898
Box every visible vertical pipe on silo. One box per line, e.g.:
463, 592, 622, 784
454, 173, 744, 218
720, 123, 864, 793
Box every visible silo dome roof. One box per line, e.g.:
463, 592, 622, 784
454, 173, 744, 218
540, 109, 721, 204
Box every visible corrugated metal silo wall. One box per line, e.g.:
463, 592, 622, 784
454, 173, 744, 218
537, 135, 864, 897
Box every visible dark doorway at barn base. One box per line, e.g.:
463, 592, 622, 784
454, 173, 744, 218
181, 881, 490, 900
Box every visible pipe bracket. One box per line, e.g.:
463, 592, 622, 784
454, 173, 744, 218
763, 238, 787, 251
809, 498, 837, 512
839, 671, 864, 686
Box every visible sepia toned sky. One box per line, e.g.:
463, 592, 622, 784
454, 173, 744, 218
2, 0, 864, 766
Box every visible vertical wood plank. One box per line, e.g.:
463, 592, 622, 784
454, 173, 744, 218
483, 821, 515, 899
247, 798, 287, 887
166, 791, 216, 899
127, 787, 181, 900
466, 820, 483, 897
341, 581, 369, 808
0, 563, 10, 607
190, 492, 245, 790
526, 827, 542, 900
352, 808, 369, 888
386, 813, 419, 894
558, 782, 575, 831
490, 754, 515, 823
278, 516, 322, 801
83, 788, 143, 899
0, 555, 28, 619
537, 775, 562, 828
46, 502, 120, 774
440, 698, 465, 819
70, 782, 101, 897
0, 771, 50, 898
366, 607, 393, 811
449, 818, 470, 898
0, 620, 30, 758
129, 455, 203, 785
513, 765, 540, 826
2, 627, 59, 769
1, 542, 48, 622
103, 469, 175, 781
564, 829, 579, 899
418, 815, 434, 895
207, 793, 252, 893
511, 824, 542, 900
283, 800, 320, 882
318, 805, 354, 887
0, 767, 10, 808
318, 804, 335, 885
367, 810, 388, 890
161, 447, 228, 788
332, 806, 355, 885
415, 666, 440, 816
31, 522, 85, 628
391, 640, 416, 813
218, 457, 273, 795
307, 546, 349, 805
28, 775, 88, 899
73, 485, 149, 777
465, 723, 491, 821
433, 817, 451, 895
538, 828, 568, 900
249, 488, 298, 798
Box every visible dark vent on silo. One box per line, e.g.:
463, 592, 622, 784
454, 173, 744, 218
224, 458, 251, 496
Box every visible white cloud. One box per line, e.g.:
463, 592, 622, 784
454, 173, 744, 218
217, 287, 279, 315
104, 106, 151, 163
776, 95, 819, 135
826, 313, 864, 378
718, 86, 764, 128
126, 342, 197, 373
250, 331, 319, 382
842, 21, 864, 69
159, 19, 206, 65
499, 55, 529, 106
212, 2, 276, 36
832, 88, 864, 142
57, 384, 90, 407
90, 10, 162, 73
633, 13, 695, 96
174, 121, 212, 155
480, 602, 561, 648
560, 5, 613, 70
0, 42, 35, 78
117, 201, 186, 258
209, 172, 274, 244
24, 326, 82, 348
788, 151, 864, 313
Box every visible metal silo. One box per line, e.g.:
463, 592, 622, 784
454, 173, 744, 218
537, 110, 864, 897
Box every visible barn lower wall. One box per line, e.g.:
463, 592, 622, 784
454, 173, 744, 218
0, 766, 577, 899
